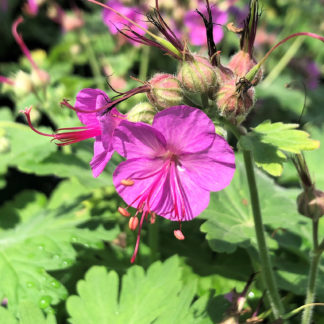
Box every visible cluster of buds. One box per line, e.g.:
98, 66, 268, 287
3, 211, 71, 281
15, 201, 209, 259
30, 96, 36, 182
88, 0, 263, 125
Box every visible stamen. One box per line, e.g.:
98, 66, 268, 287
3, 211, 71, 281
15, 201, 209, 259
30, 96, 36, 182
22, 107, 54, 137
130, 211, 146, 263
150, 212, 156, 224
121, 179, 134, 186
129, 217, 139, 231
12, 17, 43, 80
118, 206, 130, 217
174, 229, 185, 240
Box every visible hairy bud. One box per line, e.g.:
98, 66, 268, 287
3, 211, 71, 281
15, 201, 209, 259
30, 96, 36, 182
127, 102, 156, 124
228, 51, 263, 85
31, 69, 50, 88
13, 70, 33, 96
216, 79, 255, 124
147, 73, 184, 110
297, 189, 324, 220
178, 55, 218, 95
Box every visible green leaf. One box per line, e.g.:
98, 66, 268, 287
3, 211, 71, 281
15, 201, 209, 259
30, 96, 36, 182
67, 257, 230, 324
239, 120, 319, 176
200, 160, 301, 254
0, 190, 119, 315
0, 301, 57, 324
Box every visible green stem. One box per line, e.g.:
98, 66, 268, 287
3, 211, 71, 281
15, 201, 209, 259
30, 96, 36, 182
243, 150, 285, 318
139, 46, 150, 81
301, 218, 323, 324
81, 32, 105, 90
200, 94, 209, 108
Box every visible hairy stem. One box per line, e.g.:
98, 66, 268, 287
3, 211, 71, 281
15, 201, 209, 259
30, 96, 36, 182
243, 150, 285, 318
302, 218, 323, 324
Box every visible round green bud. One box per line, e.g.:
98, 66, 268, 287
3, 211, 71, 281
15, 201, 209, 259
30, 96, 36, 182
147, 73, 184, 109
127, 102, 157, 124
178, 55, 218, 95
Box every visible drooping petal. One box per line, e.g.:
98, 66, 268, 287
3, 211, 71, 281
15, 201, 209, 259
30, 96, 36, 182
98, 107, 125, 149
75, 88, 109, 127
91, 135, 114, 177
179, 134, 236, 192
152, 106, 215, 154
113, 120, 167, 159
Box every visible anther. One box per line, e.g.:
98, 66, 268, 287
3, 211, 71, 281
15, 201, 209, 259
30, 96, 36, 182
118, 206, 130, 217
150, 212, 156, 224
174, 229, 185, 240
129, 217, 139, 231
121, 179, 134, 186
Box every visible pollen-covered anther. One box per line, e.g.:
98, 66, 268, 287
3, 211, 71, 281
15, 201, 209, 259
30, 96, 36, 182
174, 229, 185, 240
118, 206, 130, 217
129, 217, 139, 231
120, 179, 135, 186
150, 212, 156, 224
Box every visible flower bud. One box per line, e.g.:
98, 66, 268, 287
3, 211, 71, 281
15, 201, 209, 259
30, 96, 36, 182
127, 102, 156, 124
13, 70, 33, 96
31, 69, 50, 88
147, 73, 184, 110
297, 189, 324, 220
178, 55, 218, 95
228, 50, 263, 85
216, 79, 255, 124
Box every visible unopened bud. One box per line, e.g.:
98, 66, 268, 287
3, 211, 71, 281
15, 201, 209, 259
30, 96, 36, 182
147, 73, 184, 110
129, 217, 139, 231
174, 229, 185, 240
118, 207, 130, 217
178, 55, 218, 95
120, 179, 135, 186
127, 102, 156, 124
216, 80, 255, 124
31, 69, 50, 88
297, 189, 324, 220
0, 137, 10, 153
228, 51, 263, 85
13, 70, 33, 96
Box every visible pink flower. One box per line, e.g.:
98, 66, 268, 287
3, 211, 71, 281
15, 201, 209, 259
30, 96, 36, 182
102, 0, 147, 45
184, 2, 228, 46
113, 106, 235, 262
24, 88, 125, 177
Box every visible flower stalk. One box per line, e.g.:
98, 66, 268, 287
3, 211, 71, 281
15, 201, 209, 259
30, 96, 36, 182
242, 149, 285, 318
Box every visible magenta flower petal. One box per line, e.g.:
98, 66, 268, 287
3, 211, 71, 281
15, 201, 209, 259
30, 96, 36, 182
113, 157, 210, 221
113, 120, 167, 159
91, 136, 114, 178
75, 88, 109, 128
180, 135, 235, 191
152, 106, 215, 153
113, 105, 235, 263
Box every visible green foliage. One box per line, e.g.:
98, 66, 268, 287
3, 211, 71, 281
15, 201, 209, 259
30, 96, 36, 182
239, 120, 319, 176
0, 188, 119, 315
200, 160, 300, 253
67, 257, 230, 324
0, 301, 56, 324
